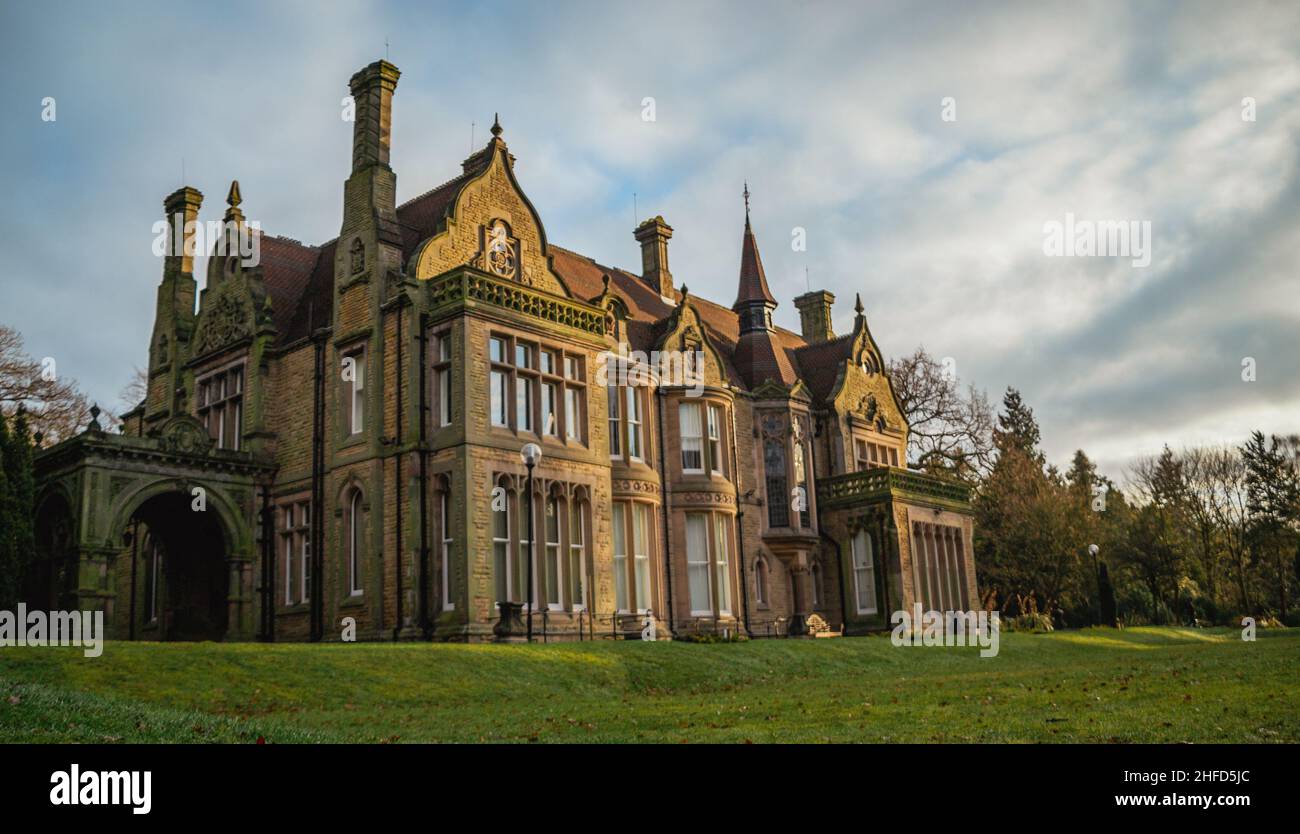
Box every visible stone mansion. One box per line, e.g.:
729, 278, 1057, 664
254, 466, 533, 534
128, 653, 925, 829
29, 61, 976, 642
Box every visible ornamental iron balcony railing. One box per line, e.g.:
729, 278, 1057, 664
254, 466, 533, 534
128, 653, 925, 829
426, 266, 606, 337
816, 466, 973, 511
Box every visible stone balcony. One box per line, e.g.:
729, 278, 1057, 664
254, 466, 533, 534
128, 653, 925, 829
816, 466, 973, 513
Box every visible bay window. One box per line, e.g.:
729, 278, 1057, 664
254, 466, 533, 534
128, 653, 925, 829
487, 333, 585, 441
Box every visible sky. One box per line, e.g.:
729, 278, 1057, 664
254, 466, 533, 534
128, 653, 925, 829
1, 0, 1297, 482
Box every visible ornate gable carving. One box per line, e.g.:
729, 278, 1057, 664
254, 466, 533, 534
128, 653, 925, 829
193, 291, 251, 356
152, 414, 216, 456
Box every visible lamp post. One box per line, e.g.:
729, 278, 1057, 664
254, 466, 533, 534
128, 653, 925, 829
521, 442, 542, 642
1088, 543, 1100, 625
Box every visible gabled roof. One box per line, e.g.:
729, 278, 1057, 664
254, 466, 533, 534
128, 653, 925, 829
252, 145, 855, 400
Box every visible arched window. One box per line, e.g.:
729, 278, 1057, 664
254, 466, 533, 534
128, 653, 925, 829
348, 489, 364, 596
492, 484, 513, 605
569, 497, 588, 611
545, 495, 563, 610
754, 557, 769, 605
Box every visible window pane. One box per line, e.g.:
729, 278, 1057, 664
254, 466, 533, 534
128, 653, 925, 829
439, 370, 452, 426
626, 388, 642, 458
491, 371, 508, 426
612, 503, 628, 612
686, 514, 710, 614
679, 403, 703, 471
542, 383, 558, 436
515, 343, 531, 369
565, 388, 580, 440
607, 385, 621, 457
633, 504, 650, 612
493, 496, 510, 604
713, 514, 731, 614
707, 405, 723, 473
516, 377, 533, 431
490, 337, 505, 363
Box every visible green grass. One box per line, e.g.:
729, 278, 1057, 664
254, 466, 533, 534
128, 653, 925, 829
1, 627, 1296, 743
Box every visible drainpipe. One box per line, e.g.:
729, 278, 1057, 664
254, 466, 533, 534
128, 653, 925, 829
735, 509, 751, 637
654, 386, 675, 637
310, 320, 326, 642
417, 312, 432, 640
392, 302, 404, 641
260, 482, 275, 641
128, 519, 139, 641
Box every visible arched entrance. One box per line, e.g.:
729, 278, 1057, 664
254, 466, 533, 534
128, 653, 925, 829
130, 491, 230, 641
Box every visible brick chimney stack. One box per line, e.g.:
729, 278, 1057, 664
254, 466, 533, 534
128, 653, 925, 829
349, 60, 401, 173
163, 186, 203, 276
794, 289, 836, 343
634, 216, 674, 298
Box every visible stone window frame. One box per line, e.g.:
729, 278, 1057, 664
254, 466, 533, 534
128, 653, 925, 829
437, 474, 454, 612
341, 343, 367, 439
850, 527, 878, 615
487, 331, 587, 445
493, 474, 591, 614
676, 397, 732, 478
277, 495, 311, 608
432, 329, 453, 429
753, 555, 770, 608
346, 486, 365, 598
195, 359, 245, 451
854, 435, 900, 470
612, 499, 656, 615
685, 510, 734, 618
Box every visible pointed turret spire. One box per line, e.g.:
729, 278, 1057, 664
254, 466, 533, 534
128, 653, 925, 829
733, 184, 777, 317
490, 112, 503, 138
854, 293, 864, 316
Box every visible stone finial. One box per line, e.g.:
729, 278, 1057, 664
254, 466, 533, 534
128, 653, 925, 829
854, 293, 864, 315
88, 403, 102, 432
491, 113, 503, 138
227, 180, 242, 208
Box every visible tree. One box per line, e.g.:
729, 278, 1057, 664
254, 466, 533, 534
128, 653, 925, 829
116, 365, 147, 423
1241, 431, 1300, 618
0, 409, 14, 608
4, 407, 36, 605
991, 387, 1042, 461
975, 388, 1085, 614
0, 323, 91, 444
887, 347, 995, 481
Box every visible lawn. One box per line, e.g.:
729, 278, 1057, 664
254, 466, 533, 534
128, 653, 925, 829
1, 627, 1296, 743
